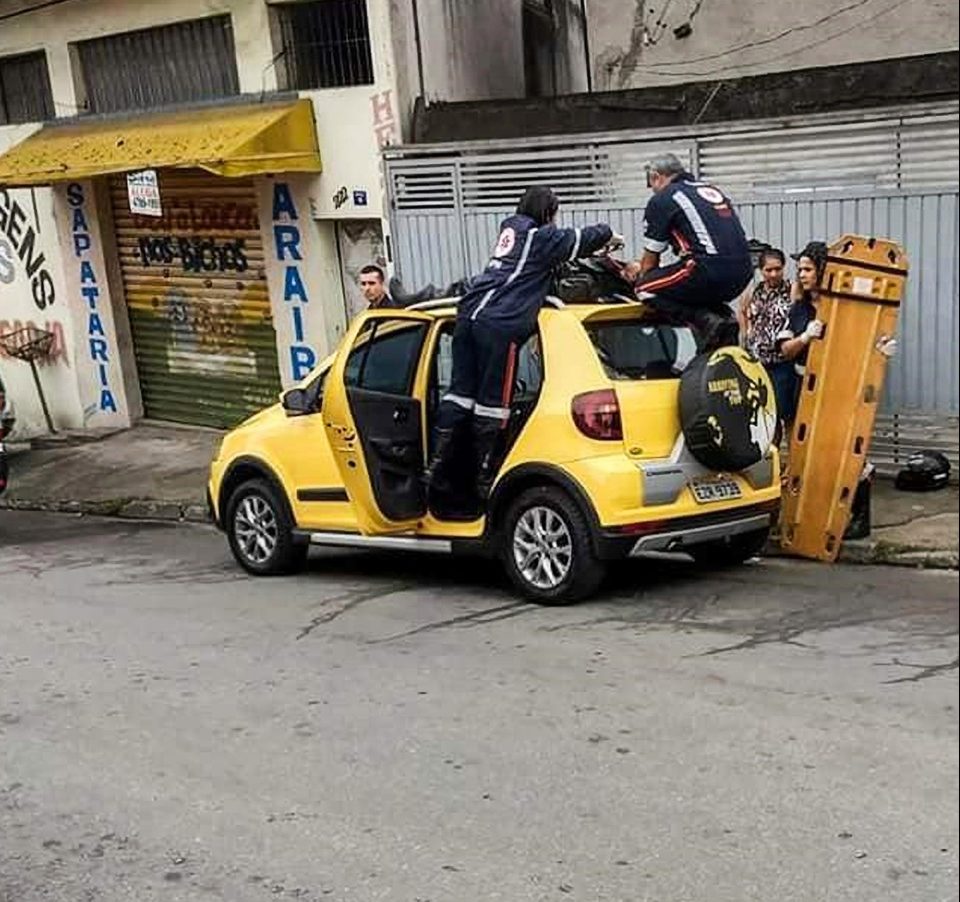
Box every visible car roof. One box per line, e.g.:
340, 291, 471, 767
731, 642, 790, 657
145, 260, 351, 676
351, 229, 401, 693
407, 297, 648, 321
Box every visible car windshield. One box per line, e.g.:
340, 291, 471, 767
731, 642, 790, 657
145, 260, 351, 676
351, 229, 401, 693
585, 319, 698, 380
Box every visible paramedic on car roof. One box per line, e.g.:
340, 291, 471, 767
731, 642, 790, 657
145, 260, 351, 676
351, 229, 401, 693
423, 186, 617, 501
623, 153, 752, 348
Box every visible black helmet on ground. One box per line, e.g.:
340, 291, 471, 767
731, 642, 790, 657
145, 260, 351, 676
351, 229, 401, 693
894, 450, 951, 492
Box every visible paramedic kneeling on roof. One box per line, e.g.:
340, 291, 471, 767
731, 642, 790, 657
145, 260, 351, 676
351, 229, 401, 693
424, 186, 615, 501
623, 153, 753, 347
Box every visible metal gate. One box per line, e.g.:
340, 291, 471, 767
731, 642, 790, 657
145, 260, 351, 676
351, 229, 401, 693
110, 169, 281, 428
385, 103, 960, 470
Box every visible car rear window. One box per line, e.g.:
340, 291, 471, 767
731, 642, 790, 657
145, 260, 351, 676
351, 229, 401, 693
585, 320, 698, 380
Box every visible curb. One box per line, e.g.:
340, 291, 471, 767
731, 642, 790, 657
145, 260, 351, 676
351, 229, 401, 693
2, 498, 956, 570
765, 541, 958, 571
0, 497, 210, 524
837, 542, 958, 570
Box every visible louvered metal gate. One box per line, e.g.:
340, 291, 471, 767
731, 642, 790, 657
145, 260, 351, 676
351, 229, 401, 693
110, 169, 281, 428
385, 103, 960, 471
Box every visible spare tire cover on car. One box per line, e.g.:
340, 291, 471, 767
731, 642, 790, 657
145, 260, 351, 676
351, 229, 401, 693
680, 347, 778, 471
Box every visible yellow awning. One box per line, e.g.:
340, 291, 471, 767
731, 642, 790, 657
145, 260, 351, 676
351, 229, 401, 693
0, 99, 322, 187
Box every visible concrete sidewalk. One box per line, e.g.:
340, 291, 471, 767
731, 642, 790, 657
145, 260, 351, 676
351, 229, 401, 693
1, 424, 957, 569
1, 425, 218, 523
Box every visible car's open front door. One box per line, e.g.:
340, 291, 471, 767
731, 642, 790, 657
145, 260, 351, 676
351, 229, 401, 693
322, 309, 433, 534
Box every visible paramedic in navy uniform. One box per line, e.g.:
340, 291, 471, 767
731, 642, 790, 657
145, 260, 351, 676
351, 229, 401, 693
424, 186, 616, 501
623, 153, 753, 348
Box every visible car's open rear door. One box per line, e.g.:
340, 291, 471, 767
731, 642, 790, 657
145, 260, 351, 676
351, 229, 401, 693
322, 309, 434, 534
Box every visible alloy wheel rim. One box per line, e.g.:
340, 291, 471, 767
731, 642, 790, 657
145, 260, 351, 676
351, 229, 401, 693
513, 505, 573, 590
234, 494, 279, 564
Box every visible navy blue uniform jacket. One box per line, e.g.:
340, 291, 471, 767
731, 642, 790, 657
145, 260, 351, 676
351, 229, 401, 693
459, 214, 613, 337
643, 175, 750, 263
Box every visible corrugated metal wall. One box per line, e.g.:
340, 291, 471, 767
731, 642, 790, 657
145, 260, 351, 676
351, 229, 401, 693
109, 170, 281, 429
395, 193, 959, 412
387, 106, 960, 447
394, 193, 960, 471
386, 103, 960, 466
736, 192, 959, 416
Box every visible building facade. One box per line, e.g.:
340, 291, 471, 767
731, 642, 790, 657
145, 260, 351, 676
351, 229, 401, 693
2, 0, 957, 438
0, 0, 510, 434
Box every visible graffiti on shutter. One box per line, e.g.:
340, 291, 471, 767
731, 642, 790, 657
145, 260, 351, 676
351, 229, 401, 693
110, 169, 281, 428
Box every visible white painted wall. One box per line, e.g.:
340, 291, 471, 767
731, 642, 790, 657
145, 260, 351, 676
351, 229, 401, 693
301, 88, 395, 220
589, 0, 959, 91
0, 173, 84, 437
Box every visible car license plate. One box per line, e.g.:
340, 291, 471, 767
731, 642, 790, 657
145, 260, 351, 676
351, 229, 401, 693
691, 478, 742, 504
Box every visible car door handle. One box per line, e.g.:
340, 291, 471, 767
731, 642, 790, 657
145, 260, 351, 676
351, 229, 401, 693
392, 406, 409, 425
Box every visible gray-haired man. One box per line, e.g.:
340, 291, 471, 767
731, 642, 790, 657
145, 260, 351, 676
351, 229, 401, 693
623, 153, 752, 347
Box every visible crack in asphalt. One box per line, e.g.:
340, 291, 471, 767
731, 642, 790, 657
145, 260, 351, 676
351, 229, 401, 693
539, 581, 956, 665
295, 583, 414, 639
879, 655, 960, 684
369, 601, 538, 644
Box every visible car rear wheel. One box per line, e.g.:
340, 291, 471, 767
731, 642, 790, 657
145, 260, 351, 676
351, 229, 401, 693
501, 486, 605, 604
225, 478, 306, 576
688, 527, 770, 568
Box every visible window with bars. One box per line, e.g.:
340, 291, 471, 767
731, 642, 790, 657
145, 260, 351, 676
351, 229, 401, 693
0, 51, 54, 125
75, 15, 240, 115
274, 0, 374, 90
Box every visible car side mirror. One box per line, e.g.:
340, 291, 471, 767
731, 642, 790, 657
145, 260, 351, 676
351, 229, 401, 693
282, 387, 314, 416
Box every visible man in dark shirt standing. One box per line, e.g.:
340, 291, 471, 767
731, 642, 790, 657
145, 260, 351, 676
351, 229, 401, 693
358, 264, 399, 309
623, 153, 753, 347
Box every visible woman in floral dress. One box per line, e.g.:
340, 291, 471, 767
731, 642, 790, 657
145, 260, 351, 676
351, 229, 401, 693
741, 247, 796, 434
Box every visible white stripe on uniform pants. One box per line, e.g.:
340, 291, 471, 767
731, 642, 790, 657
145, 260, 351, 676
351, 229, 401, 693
442, 393, 475, 410
474, 403, 511, 420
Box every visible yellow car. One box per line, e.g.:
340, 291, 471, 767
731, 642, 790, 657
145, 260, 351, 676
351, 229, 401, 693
208, 299, 781, 603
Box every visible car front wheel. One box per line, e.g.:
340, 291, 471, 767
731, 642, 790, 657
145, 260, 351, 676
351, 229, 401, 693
225, 478, 306, 576
501, 486, 606, 604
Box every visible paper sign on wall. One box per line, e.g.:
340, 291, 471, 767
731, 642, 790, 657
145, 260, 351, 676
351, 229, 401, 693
127, 169, 162, 217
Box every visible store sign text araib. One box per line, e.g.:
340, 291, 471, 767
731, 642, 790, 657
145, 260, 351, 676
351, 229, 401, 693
272, 183, 316, 382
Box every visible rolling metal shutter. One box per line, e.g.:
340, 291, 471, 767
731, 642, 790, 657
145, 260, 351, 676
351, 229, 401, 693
110, 169, 281, 428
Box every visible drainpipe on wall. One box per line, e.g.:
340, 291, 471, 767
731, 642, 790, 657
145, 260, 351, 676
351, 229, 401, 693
580, 0, 593, 93
412, 0, 426, 101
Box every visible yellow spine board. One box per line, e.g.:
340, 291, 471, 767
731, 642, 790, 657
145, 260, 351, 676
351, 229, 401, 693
779, 235, 908, 562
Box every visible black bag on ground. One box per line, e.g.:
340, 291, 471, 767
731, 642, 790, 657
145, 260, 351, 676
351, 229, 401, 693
894, 451, 951, 492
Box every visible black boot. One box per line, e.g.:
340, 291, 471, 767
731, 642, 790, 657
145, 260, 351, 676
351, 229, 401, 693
642, 296, 738, 351
422, 427, 457, 494
639, 295, 689, 325
843, 473, 873, 540
472, 419, 505, 501
689, 307, 739, 352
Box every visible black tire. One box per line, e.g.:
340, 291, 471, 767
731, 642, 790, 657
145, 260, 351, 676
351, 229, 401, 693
680, 346, 778, 471
500, 486, 606, 604
689, 527, 770, 568
225, 478, 307, 576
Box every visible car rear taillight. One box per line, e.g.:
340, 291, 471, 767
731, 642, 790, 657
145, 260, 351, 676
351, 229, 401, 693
571, 389, 622, 441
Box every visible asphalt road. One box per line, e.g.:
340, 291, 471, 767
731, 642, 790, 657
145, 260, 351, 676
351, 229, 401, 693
1, 510, 957, 902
